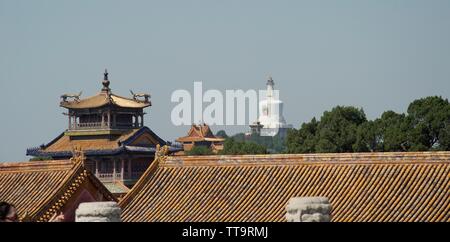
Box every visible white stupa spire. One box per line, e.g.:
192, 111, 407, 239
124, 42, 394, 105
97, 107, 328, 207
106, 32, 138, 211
267, 75, 274, 98
253, 76, 292, 136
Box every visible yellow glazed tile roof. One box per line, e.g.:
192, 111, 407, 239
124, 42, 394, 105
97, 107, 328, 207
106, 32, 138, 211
176, 124, 224, 143
60, 92, 150, 109
0, 159, 116, 221
120, 152, 450, 222
44, 129, 140, 152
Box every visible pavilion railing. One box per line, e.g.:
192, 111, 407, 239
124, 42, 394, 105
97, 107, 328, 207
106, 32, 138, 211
70, 122, 104, 130
96, 171, 144, 182
97, 172, 122, 182
69, 122, 139, 130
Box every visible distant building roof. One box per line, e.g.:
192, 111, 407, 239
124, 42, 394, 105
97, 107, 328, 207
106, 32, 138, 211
120, 152, 450, 222
0, 159, 115, 222
176, 124, 225, 143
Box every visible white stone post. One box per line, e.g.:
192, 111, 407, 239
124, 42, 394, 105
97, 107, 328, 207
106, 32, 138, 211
75, 202, 122, 222
286, 197, 332, 222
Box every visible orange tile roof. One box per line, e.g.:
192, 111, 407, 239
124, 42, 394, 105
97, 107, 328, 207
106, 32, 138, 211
0, 159, 116, 221
60, 92, 151, 109
176, 124, 224, 143
120, 152, 450, 222
43, 129, 140, 152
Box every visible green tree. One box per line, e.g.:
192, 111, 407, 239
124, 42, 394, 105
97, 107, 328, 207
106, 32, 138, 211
353, 120, 379, 152
354, 111, 410, 152
220, 138, 267, 155
378, 111, 410, 151
185, 145, 214, 156
286, 117, 319, 153
316, 106, 367, 153
244, 132, 287, 153
283, 96, 449, 154
407, 96, 450, 151
215, 130, 228, 138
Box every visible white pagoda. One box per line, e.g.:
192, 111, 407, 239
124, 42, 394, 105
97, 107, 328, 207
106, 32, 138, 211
250, 76, 292, 137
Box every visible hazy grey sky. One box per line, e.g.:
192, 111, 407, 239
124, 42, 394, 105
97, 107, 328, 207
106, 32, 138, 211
1, 0, 449, 161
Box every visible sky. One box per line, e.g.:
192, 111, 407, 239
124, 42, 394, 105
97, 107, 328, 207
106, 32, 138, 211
0, 0, 449, 161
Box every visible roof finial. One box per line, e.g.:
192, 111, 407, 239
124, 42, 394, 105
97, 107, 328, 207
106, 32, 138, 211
267, 74, 274, 86
104, 69, 108, 81
102, 69, 111, 92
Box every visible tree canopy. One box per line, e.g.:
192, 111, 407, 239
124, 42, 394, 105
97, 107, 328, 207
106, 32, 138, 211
286, 96, 449, 153
185, 145, 214, 156
219, 138, 267, 155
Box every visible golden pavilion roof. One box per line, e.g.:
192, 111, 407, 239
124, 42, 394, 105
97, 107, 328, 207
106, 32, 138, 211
60, 92, 151, 109
60, 70, 151, 109
120, 152, 450, 222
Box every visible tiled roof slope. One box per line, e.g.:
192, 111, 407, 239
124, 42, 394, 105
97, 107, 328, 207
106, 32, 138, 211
44, 129, 140, 152
0, 159, 116, 221
120, 152, 450, 222
176, 124, 224, 143
26, 127, 169, 158
60, 92, 151, 109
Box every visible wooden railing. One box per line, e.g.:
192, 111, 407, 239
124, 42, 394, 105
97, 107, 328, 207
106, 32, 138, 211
97, 172, 122, 182
96, 171, 144, 182
69, 122, 140, 130
70, 122, 104, 130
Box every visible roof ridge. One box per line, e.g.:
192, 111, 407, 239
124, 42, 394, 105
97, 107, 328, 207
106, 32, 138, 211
162, 152, 450, 167
0, 160, 74, 172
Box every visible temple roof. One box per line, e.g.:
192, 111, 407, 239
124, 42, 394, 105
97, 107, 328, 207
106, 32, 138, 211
120, 152, 450, 222
60, 70, 151, 109
0, 159, 115, 222
27, 127, 173, 158
176, 124, 225, 143
60, 92, 151, 109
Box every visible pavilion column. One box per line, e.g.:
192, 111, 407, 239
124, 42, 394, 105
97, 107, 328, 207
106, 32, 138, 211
113, 159, 116, 181
113, 114, 117, 128
120, 158, 124, 181
68, 114, 72, 129
140, 114, 144, 127
101, 113, 105, 128
95, 160, 99, 177
107, 111, 111, 128
134, 114, 139, 127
